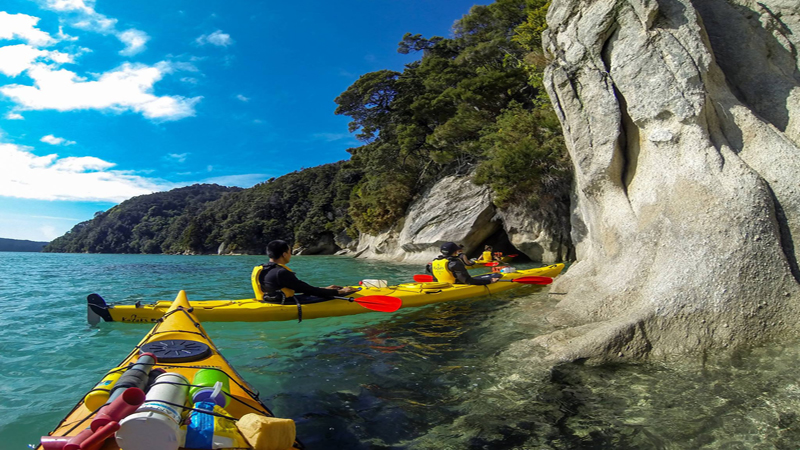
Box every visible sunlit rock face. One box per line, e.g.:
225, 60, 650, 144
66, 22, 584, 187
537, 0, 800, 363
347, 174, 572, 264
350, 175, 501, 263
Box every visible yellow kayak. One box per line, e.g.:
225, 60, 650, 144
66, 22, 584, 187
88, 264, 565, 324
40, 291, 300, 450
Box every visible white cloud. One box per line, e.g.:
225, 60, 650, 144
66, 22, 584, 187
118, 29, 149, 56
38, 225, 59, 241
312, 132, 353, 142
5, 112, 24, 120
0, 44, 73, 77
41, 134, 76, 145
0, 12, 56, 46
202, 173, 269, 188
195, 30, 233, 47
45, 0, 94, 14
57, 26, 79, 42
0, 62, 202, 121
165, 152, 188, 163
0, 143, 175, 201
236, 94, 249, 102
43, 0, 149, 55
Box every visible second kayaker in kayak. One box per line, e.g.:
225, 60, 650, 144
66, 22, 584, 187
427, 242, 500, 285
259, 240, 357, 303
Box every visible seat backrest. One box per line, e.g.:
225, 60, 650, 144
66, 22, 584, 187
251, 265, 265, 300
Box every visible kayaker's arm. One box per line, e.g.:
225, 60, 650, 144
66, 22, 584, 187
450, 260, 496, 285
278, 270, 345, 297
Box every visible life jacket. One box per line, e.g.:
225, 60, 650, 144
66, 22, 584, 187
482, 250, 493, 262
252, 263, 295, 301
431, 256, 457, 284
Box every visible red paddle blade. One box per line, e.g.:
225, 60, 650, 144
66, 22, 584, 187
484, 261, 500, 267
510, 276, 553, 285
507, 254, 518, 258
353, 295, 402, 312
413, 274, 434, 282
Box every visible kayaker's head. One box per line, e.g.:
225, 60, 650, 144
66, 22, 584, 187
440, 242, 460, 257
484, 245, 493, 251
267, 240, 292, 264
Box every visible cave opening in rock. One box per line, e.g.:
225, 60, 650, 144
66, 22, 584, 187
469, 226, 530, 263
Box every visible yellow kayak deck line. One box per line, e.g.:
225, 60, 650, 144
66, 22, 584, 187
89, 264, 564, 324
42, 291, 299, 450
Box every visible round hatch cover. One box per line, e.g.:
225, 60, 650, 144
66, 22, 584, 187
140, 340, 211, 363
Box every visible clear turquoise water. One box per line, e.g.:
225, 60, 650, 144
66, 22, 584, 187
3, 252, 800, 449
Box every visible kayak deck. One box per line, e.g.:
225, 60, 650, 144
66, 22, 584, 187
91, 264, 565, 323
41, 291, 299, 450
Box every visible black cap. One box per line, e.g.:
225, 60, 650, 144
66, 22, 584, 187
440, 242, 460, 256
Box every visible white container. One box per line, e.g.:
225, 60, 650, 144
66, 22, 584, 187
501, 266, 517, 273
116, 410, 185, 450
361, 279, 388, 288
115, 372, 189, 450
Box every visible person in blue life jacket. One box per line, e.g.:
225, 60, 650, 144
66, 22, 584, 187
426, 242, 501, 285
259, 240, 357, 303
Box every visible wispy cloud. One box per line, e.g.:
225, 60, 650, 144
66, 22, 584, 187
235, 94, 249, 102
0, 11, 56, 46
5, 112, 24, 120
165, 152, 188, 163
0, 142, 177, 201
117, 29, 149, 56
201, 173, 268, 188
195, 30, 233, 47
0, 62, 202, 121
312, 132, 355, 142
31, 214, 81, 220
43, 0, 150, 55
41, 134, 76, 145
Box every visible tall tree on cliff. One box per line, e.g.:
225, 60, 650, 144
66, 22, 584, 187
335, 0, 572, 237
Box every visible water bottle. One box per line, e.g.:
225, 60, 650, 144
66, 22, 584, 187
83, 367, 124, 411
190, 369, 230, 408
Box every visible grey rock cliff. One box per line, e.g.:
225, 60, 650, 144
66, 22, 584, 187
535, 0, 800, 362
347, 174, 573, 263
351, 175, 500, 263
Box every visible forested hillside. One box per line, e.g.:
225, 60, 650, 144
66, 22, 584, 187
45, 0, 572, 255
44, 184, 241, 253
0, 238, 48, 252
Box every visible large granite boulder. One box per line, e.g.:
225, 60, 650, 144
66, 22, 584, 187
351, 175, 501, 263
532, 0, 800, 363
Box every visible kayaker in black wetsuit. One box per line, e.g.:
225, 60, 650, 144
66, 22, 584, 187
259, 240, 357, 303
426, 242, 500, 285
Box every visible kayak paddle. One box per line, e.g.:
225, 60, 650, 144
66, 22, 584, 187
412, 274, 553, 285
335, 295, 402, 312
502, 276, 553, 285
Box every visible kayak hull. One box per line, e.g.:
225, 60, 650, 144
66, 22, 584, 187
93, 264, 565, 323
41, 291, 295, 449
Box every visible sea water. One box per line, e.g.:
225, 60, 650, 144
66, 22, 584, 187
2, 252, 800, 449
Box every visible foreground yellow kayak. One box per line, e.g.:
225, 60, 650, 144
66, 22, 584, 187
88, 264, 564, 324
41, 291, 300, 450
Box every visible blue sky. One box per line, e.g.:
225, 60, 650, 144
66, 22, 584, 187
0, 0, 489, 242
